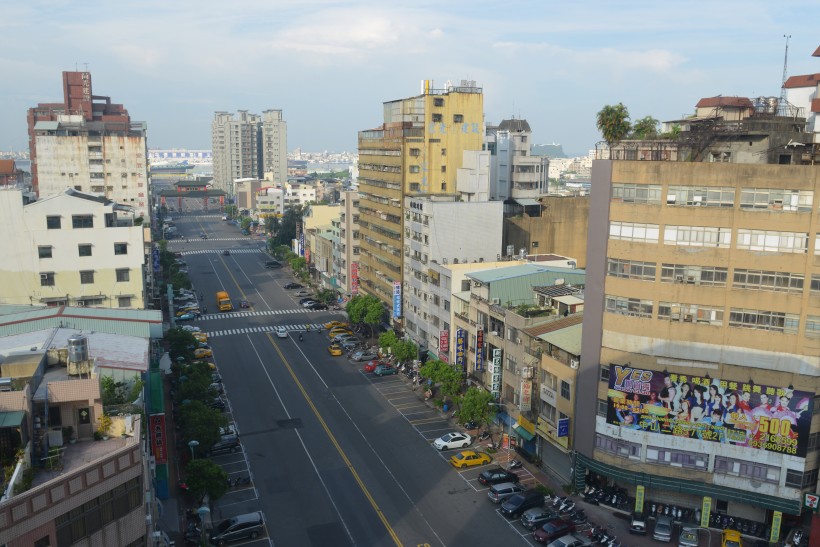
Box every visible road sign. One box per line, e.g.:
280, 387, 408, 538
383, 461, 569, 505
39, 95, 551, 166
805, 493, 819, 509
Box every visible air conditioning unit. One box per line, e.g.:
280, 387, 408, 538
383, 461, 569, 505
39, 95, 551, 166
491, 331, 499, 336
76, 301, 86, 307
491, 298, 500, 305
521, 366, 533, 379
516, 338, 522, 344
570, 359, 579, 369
675, 275, 684, 283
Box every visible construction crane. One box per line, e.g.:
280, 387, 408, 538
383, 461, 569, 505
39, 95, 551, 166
780, 34, 791, 103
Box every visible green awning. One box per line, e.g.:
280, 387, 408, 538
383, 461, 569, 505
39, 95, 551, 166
0, 411, 25, 428
512, 422, 535, 441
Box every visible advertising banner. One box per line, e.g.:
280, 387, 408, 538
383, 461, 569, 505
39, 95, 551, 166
475, 327, 484, 372
455, 328, 466, 370
149, 413, 168, 464
520, 380, 532, 412
438, 330, 449, 362
392, 281, 402, 318
700, 497, 712, 528
635, 485, 645, 514
350, 262, 359, 295
605, 365, 813, 457
490, 348, 501, 399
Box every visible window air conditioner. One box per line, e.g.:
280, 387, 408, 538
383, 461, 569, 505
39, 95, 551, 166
570, 359, 580, 369
521, 366, 533, 379
491, 298, 500, 305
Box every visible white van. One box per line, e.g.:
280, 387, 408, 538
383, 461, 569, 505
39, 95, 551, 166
653, 515, 673, 542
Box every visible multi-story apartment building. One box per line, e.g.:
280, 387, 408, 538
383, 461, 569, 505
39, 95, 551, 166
402, 196, 503, 354
486, 118, 549, 210
0, 188, 146, 308
212, 109, 288, 195
578, 160, 820, 533
357, 80, 484, 318
27, 71, 150, 217
336, 191, 361, 296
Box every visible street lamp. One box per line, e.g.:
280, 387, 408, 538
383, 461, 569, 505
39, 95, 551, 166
188, 439, 199, 460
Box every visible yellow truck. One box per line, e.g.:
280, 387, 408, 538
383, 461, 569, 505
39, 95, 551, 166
215, 290, 233, 312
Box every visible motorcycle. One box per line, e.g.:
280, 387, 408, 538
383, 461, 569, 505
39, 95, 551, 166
508, 459, 523, 469
478, 430, 491, 441
559, 499, 576, 515
298, 333, 303, 342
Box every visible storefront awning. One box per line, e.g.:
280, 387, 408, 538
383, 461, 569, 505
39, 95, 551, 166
512, 422, 536, 441
0, 411, 25, 428
514, 198, 540, 207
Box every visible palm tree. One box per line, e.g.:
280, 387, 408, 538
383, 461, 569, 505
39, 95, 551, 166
596, 103, 631, 152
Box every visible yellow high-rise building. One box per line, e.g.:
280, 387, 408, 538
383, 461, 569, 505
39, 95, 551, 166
357, 80, 484, 318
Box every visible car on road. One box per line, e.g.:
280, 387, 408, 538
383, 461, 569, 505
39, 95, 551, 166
433, 432, 472, 451
284, 283, 303, 289
181, 325, 201, 332
300, 300, 317, 307
721, 530, 742, 547
340, 339, 361, 351
362, 360, 382, 373
449, 450, 491, 468
193, 333, 208, 343
239, 299, 250, 308
351, 350, 378, 362
176, 309, 200, 317
177, 312, 197, 321
532, 519, 575, 544
488, 482, 526, 503
477, 467, 520, 486
275, 326, 288, 338
374, 364, 398, 376
194, 348, 213, 358
223, 250, 230, 256
200, 233, 208, 239
328, 344, 343, 356
264, 260, 282, 269
305, 302, 328, 310
209, 511, 264, 545
324, 321, 348, 329
329, 327, 353, 335
500, 490, 546, 519
520, 508, 559, 531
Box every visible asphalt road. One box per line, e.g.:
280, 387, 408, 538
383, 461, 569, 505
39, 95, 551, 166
165, 210, 528, 546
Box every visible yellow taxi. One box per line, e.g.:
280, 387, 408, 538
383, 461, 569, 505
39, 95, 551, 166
329, 329, 353, 339
328, 344, 344, 356
193, 348, 213, 359
324, 321, 349, 330
721, 530, 742, 547
193, 333, 208, 343
449, 450, 491, 469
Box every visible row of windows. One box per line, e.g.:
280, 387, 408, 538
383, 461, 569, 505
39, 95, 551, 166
612, 184, 815, 211
39, 243, 128, 258
55, 476, 142, 547
430, 113, 465, 123
40, 269, 130, 286
657, 303, 724, 325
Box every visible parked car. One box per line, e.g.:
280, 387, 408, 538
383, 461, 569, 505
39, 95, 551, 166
351, 350, 378, 362
209, 511, 264, 545
200, 233, 208, 239
332, 333, 357, 343
532, 519, 575, 544
177, 312, 197, 321
478, 467, 520, 486
264, 260, 282, 269
324, 321, 348, 329
433, 432, 472, 451
328, 344, 343, 356
488, 482, 526, 503
679, 528, 700, 547
305, 302, 328, 310
340, 339, 361, 351
374, 364, 398, 376
721, 530, 741, 547
208, 398, 226, 411
362, 360, 382, 373
275, 326, 288, 338
520, 508, 559, 531
208, 434, 239, 455
545, 532, 595, 547
284, 283, 303, 289
181, 325, 201, 332
653, 515, 674, 543
449, 450, 491, 468
194, 348, 212, 358
629, 511, 647, 535
300, 300, 317, 307
500, 490, 545, 519
295, 290, 311, 297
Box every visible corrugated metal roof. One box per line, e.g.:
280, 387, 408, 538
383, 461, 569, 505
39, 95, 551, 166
468, 264, 584, 283
523, 314, 584, 337
538, 323, 583, 355
0, 305, 162, 339
33, 121, 59, 130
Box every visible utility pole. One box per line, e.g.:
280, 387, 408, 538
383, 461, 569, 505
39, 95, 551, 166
780, 34, 791, 104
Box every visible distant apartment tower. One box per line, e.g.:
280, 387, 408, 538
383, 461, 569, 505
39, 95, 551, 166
211, 110, 287, 194
27, 71, 150, 217
357, 80, 484, 316
486, 118, 549, 208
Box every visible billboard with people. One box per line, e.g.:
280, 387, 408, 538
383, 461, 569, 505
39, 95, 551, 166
605, 364, 813, 457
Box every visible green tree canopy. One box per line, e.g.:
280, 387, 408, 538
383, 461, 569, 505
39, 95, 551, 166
392, 339, 417, 365
177, 401, 227, 454
346, 295, 384, 335
184, 459, 228, 502
420, 359, 462, 404
272, 204, 306, 247
631, 115, 659, 139
166, 327, 197, 362
459, 387, 495, 431
378, 331, 399, 353
596, 103, 631, 147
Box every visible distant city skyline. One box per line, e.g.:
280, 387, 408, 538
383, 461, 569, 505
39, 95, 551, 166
2, 1, 819, 158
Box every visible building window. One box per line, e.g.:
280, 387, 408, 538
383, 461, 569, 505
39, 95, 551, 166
78, 244, 92, 257
72, 215, 94, 228
740, 188, 813, 211
409, 148, 421, 157
116, 269, 130, 282
609, 222, 659, 243
38, 246, 53, 259
605, 295, 653, 318
80, 271, 94, 284
611, 183, 662, 204
785, 469, 804, 488
46, 216, 61, 229
733, 269, 804, 293
453, 114, 464, 123
441, 165, 446, 173
607, 258, 656, 281
600, 366, 610, 382
118, 296, 132, 307
40, 272, 55, 286
114, 243, 128, 255
409, 165, 420, 173
434, 98, 444, 107
664, 225, 732, 248
441, 148, 447, 156
660, 264, 728, 286
432, 114, 442, 122
560, 380, 571, 400
667, 186, 735, 207
737, 229, 808, 254
597, 399, 608, 417
805, 316, 820, 338
657, 302, 724, 325
729, 308, 799, 333
410, 183, 420, 192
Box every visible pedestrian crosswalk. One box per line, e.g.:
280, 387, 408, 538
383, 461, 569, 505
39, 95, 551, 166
206, 323, 322, 338
176, 248, 264, 256
197, 308, 344, 320
167, 237, 250, 245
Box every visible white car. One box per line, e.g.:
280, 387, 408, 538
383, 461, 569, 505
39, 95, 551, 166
433, 432, 472, 451
181, 325, 201, 333
275, 326, 288, 338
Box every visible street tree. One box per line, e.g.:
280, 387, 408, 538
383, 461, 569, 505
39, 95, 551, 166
272, 204, 306, 247
596, 103, 631, 149
184, 459, 228, 502
177, 401, 227, 454
631, 115, 659, 139
392, 339, 418, 366
174, 364, 217, 406
264, 214, 279, 236
420, 359, 462, 406
166, 327, 197, 362
459, 387, 495, 436
346, 295, 383, 337
378, 331, 399, 353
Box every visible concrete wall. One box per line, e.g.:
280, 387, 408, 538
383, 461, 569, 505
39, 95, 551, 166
504, 196, 589, 268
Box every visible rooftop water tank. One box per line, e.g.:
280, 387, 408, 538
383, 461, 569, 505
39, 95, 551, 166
67, 335, 89, 363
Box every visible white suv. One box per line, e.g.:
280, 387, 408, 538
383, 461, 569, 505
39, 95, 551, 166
275, 326, 288, 338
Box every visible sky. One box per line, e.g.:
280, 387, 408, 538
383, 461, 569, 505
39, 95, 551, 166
2, 0, 819, 158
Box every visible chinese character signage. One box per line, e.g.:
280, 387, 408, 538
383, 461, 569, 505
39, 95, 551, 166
350, 262, 359, 295
392, 281, 402, 318
605, 364, 813, 457
490, 348, 501, 398
700, 497, 711, 528
635, 485, 645, 514
455, 328, 466, 370
150, 413, 168, 464
439, 330, 449, 362
475, 327, 484, 372
152, 249, 160, 272
520, 380, 532, 412
557, 418, 570, 437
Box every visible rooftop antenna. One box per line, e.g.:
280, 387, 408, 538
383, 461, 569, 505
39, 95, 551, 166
780, 34, 791, 103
